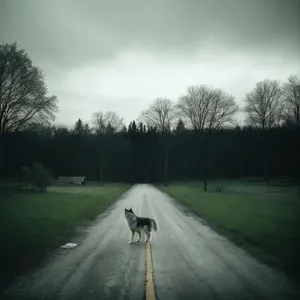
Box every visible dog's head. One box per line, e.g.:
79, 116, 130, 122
124, 208, 134, 220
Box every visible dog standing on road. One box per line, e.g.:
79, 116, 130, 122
124, 208, 157, 244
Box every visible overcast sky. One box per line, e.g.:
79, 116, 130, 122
1, 0, 299, 127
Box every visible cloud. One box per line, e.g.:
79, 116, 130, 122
1, 0, 299, 126
53, 48, 299, 126
1, 0, 299, 68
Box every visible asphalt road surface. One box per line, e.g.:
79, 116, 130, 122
2, 184, 299, 300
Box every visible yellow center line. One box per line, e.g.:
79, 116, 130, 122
146, 242, 156, 300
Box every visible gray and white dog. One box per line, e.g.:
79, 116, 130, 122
124, 208, 157, 244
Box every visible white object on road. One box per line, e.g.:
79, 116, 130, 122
60, 243, 78, 249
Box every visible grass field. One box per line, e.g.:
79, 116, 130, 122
159, 180, 300, 281
0, 182, 129, 290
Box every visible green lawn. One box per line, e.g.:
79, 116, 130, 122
0, 183, 129, 290
159, 181, 300, 281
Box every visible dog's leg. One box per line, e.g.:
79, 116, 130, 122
137, 230, 141, 242
144, 226, 151, 243
129, 230, 135, 244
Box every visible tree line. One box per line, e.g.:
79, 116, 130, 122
1, 42, 299, 190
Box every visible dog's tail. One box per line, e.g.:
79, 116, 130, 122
151, 219, 157, 232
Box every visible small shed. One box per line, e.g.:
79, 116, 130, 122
58, 176, 86, 185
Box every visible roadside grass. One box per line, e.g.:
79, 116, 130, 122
159, 180, 300, 281
0, 183, 129, 290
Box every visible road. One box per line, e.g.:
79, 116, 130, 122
2, 184, 299, 300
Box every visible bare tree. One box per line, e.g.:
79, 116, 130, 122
140, 97, 177, 186
140, 97, 177, 133
91, 110, 124, 185
0, 42, 58, 176
244, 79, 283, 129
0, 42, 58, 147
91, 111, 124, 135
281, 74, 300, 127
177, 85, 238, 132
177, 85, 238, 191
244, 79, 284, 184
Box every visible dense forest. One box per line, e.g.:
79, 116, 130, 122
1, 121, 299, 186
1, 43, 300, 189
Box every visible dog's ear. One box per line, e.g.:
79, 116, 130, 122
129, 208, 133, 213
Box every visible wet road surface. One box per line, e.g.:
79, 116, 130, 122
2, 184, 299, 300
